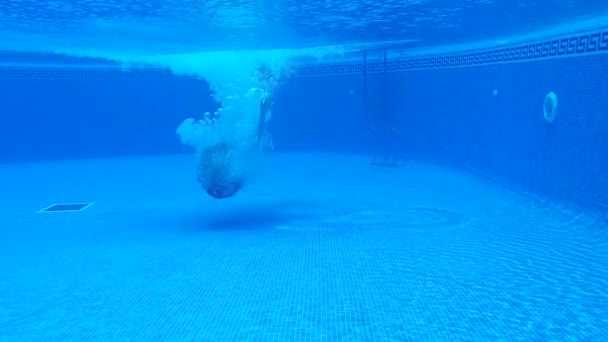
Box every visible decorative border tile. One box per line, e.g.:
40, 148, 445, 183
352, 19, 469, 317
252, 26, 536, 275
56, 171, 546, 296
0, 29, 606, 79
0, 67, 184, 80
297, 29, 608, 76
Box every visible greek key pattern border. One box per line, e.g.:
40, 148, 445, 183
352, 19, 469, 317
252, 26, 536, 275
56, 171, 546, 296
0, 29, 606, 79
297, 29, 608, 76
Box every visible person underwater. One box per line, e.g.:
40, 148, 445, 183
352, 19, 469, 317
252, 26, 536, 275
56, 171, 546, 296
192, 94, 274, 199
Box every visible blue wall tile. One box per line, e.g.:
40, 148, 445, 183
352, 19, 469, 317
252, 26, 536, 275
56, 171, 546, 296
273, 47, 608, 213
0, 75, 219, 162
387, 55, 608, 212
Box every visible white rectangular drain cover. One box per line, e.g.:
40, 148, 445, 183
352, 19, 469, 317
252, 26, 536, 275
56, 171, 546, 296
38, 203, 94, 213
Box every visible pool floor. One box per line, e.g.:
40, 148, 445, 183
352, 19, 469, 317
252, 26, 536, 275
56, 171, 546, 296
0, 152, 606, 341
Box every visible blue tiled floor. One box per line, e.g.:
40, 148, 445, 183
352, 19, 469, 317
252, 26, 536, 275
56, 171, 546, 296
0, 153, 606, 341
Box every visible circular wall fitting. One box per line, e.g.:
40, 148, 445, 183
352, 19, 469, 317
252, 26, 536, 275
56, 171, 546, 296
544, 91, 558, 124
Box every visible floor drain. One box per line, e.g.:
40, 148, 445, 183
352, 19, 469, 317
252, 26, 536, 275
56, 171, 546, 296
38, 203, 94, 213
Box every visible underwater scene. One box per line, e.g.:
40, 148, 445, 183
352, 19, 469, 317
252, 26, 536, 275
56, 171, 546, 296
0, 0, 607, 341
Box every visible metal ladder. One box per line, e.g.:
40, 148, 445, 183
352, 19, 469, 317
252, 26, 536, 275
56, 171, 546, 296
363, 49, 406, 168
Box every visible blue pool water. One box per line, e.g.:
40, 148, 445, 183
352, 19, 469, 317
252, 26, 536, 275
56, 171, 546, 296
1, 0, 608, 341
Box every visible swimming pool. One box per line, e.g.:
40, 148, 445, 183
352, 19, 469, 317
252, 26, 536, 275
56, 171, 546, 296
0, 1, 607, 341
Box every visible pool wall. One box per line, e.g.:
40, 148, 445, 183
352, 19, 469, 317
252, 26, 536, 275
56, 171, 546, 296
274, 29, 608, 214
0, 29, 606, 214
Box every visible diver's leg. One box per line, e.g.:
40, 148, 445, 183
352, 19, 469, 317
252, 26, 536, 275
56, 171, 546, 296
256, 93, 274, 145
